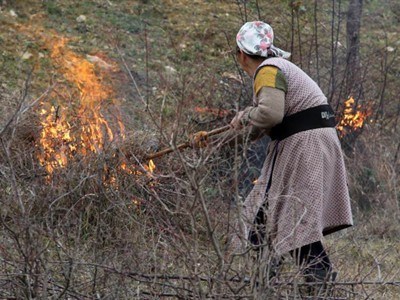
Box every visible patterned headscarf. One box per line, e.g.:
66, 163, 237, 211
236, 21, 291, 59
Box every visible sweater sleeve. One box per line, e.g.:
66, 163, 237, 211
254, 66, 287, 95
242, 87, 285, 133
239, 66, 286, 133
214, 66, 286, 146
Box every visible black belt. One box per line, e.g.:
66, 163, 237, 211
270, 104, 337, 141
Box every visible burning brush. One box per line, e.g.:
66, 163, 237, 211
33, 29, 225, 181
36, 36, 123, 174
32, 24, 370, 180
32, 30, 159, 181
336, 96, 372, 138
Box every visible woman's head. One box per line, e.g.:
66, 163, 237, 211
236, 21, 290, 59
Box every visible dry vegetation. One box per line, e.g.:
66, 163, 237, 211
0, 0, 399, 299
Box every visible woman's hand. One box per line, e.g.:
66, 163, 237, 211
230, 110, 248, 129
190, 131, 208, 148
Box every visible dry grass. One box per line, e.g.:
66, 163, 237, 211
1, 84, 399, 298
0, 0, 399, 299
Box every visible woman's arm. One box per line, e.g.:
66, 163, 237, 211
231, 86, 285, 135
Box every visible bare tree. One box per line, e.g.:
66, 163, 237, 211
345, 0, 363, 101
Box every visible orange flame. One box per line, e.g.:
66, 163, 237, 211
120, 159, 155, 177
37, 36, 124, 173
13, 23, 155, 187
145, 159, 156, 174
337, 96, 372, 138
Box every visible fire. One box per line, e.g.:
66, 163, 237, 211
145, 159, 156, 173
120, 160, 156, 177
12, 22, 157, 189
105, 157, 156, 191
337, 96, 372, 138
38, 105, 74, 173
36, 35, 125, 173
129, 197, 143, 212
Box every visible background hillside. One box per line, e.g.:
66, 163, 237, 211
0, 0, 399, 298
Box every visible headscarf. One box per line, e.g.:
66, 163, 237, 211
236, 21, 291, 59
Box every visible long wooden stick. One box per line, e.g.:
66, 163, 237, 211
146, 125, 231, 159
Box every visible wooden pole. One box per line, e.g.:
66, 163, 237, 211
145, 125, 231, 160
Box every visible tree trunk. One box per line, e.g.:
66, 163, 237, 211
346, 0, 363, 100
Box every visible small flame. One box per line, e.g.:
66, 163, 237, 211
337, 96, 372, 138
120, 160, 155, 177
102, 158, 157, 191
129, 197, 142, 212
145, 159, 156, 174
132, 198, 141, 206
121, 162, 144, 176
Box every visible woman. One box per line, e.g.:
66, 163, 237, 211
228, 21, 353, 287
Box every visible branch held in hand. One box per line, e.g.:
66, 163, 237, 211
146, 125, 231, 160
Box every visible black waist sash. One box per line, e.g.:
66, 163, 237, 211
270, 104, 337, 141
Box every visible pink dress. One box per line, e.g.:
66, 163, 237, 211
231, 58, 353, 255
